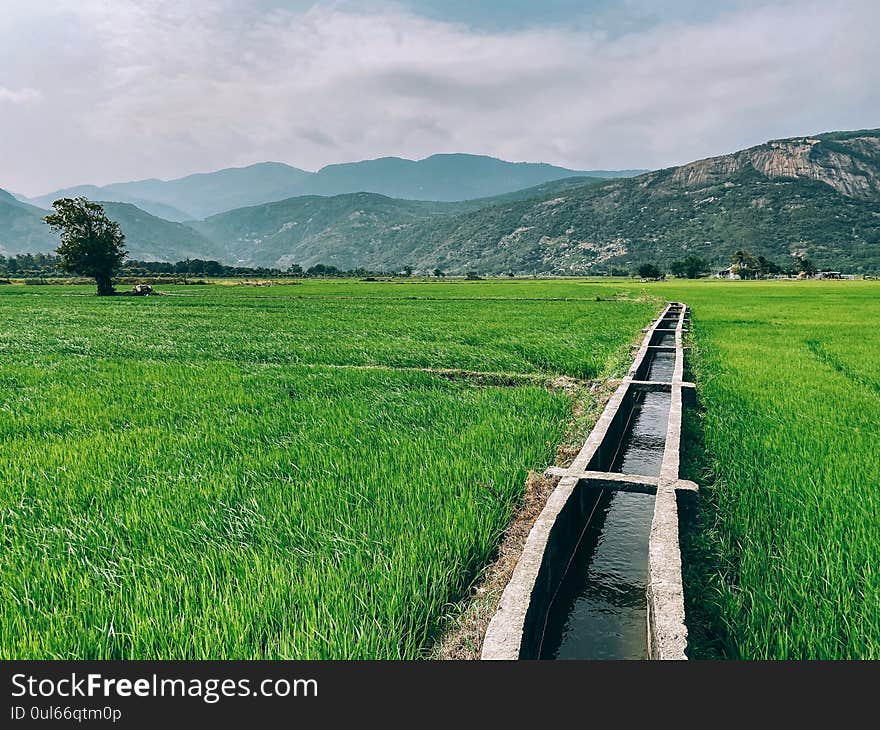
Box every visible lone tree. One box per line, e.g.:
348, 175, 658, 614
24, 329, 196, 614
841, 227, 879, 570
45, 198, 126, 295
637, 262, 663, 280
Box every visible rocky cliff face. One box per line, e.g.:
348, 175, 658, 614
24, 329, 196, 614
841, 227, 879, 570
661, 131, 880, 201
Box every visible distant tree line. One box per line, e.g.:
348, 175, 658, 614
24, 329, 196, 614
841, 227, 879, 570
624, 251, 822, 280
2, 251, 831, 283
0, 253, 59, 276
124, 259, 392, 278
0, 254, 391, 280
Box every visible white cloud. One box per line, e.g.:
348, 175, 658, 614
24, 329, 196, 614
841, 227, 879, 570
1, 0, 878, 195
0, 86, 42, 104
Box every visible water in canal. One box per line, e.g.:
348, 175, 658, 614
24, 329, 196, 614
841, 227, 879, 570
539, 390, 670, 659
538, 489, 655, 659
610, 390, 671, 476
645, 350, 675, 382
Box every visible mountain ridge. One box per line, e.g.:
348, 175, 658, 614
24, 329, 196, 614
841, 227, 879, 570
664, 129, 880, 201
0, 192, 221, 261
4, 130, 879, 273
0, 188, 58, 256
26, 155, 644, 219
29, 185, 195, 222
195, 129, 880, 274
192, 177, 605, 268
380, 129, 880, 274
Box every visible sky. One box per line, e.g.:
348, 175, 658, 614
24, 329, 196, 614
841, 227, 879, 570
1, 0, 878, 196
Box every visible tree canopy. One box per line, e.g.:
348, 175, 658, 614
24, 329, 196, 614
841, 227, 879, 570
730, 250, 761, 279
45, 198, 127, 295
797, 256, 817, 276
670, 256, 709, 279
637, 262, 663, 279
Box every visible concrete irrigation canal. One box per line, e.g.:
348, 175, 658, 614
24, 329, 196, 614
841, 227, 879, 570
482, 302, 696, 660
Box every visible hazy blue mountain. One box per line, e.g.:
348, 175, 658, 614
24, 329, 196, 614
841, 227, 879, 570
301, 154, 633, 201
1, 188, 39, 211
30, 185, 196, 222
102, 162, 313, 220
9, 191, 32, 204
27, 156, 643, 219
0, 189, 57, 255
0, 192, 221, 262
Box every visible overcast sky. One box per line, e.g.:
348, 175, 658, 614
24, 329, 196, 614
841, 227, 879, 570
1, 0, 878, 196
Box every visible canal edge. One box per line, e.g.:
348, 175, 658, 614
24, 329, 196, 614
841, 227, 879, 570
481, 301, 695, 660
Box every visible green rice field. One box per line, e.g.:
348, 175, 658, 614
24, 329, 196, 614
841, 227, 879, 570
662, 280, 880, 659
0, 281, 652, 659
2, 277, 879, 659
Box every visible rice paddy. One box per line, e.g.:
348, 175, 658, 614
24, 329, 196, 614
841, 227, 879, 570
4, 277, 879, 659
0, 281, 652, 659
663, 280, 880, 659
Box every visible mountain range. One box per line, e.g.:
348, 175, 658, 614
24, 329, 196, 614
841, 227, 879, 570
3, 131, 879, 273
25, 155, 640, 220
379, 129, 880, 274
0, 190, 222, 261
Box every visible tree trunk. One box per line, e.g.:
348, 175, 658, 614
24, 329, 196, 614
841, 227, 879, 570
95, 273, 115, 296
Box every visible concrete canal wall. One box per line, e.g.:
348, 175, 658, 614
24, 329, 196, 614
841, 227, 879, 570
481, 302, 695, 661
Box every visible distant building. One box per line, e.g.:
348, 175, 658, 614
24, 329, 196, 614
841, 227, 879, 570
715, 267, 740, 279
815, 271, 842, 279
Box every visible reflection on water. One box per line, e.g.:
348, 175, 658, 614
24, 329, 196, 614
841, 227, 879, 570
539, 388, 670, 660
611, 390, 670, 477
539, 490, 655, 660
645, 351, 675, 382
